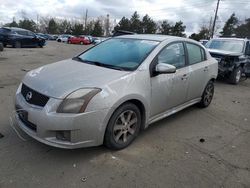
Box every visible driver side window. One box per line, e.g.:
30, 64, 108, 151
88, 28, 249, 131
158, 42, 185, 68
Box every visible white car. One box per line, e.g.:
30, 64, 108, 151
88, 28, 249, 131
14, 35, 218, 149
57, 34, 73, 43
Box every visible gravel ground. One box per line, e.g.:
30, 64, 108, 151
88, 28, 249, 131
0, 41, 249, 188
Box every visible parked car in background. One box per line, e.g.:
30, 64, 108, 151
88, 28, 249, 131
51, 35, 58, 40
68, 36, 91, 45
92, 37, 101, 44
85, 35, 93, 43
0, 27, 46, 48
36, 33, 54, 40
199, 39, 208, 46
57, 34, 73, 42
206, 38, 250, 84
14, 35, 217, 149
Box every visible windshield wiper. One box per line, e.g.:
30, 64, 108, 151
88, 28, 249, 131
81, 59, 128, 71
72, 56, 84, 62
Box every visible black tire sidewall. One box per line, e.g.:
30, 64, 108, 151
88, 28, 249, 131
199, 81, 214, 108
104, 103, 141, 150
229, 67, 242, 84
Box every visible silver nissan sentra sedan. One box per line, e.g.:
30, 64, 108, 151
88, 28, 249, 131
14, 34, 218, 149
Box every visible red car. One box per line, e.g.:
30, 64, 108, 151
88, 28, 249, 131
68, 36, 91, 45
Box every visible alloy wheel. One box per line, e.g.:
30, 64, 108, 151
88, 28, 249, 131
203, 83, 214, 106
235, 69, 241, 83
113, 110, 138, 144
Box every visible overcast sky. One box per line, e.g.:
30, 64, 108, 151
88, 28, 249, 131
0, 0, 250, 34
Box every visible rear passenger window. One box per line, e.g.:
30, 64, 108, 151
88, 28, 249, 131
186, 43, 205, 65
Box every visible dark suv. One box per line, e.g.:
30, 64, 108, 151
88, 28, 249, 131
0, 27, 46, 48
206, 38, 250, 84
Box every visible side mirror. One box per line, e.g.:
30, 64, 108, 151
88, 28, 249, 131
155, 63, 176, 74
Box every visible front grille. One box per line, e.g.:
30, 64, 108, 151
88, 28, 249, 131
21, 84, 49, 107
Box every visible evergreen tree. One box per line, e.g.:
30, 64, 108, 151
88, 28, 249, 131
91, 20, 103, 36
235, 18, 250, 38
220, 13, 238, 37
189, 26, 210, 41
47, 18, 58, 34
72, 23, 83, 35
141, 14, 157, 34
171, 21, 186, 37
160, 20, 172, 35
114, 17, 131, 31
18, 19, 36, 32
130, 11, 142, 33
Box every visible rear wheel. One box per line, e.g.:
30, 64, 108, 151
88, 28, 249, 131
198, 81, 214, 108
57, 39, 61, 42
0, 43, 3, 51
228, 67, 242, 85
104, 103, 141, 150
14, 41, 21, 48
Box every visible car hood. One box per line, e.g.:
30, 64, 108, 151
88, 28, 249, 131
208, 49, 243, 57
22, 59, 130, 99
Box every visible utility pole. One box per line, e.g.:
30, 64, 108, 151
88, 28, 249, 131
211, 0, 220, 38
84, 9, 88, 30
105, 14, 110, 37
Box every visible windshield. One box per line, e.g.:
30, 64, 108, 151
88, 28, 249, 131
205, 39, 244, 53
77, 38, 159, 71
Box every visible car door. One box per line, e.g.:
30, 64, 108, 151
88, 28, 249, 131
150, 42, 190, 117
185, 42, 209, 100
27, 31, 38, 46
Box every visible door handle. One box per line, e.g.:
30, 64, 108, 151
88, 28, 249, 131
181, 74, 188, 80
204, 66, 209, 72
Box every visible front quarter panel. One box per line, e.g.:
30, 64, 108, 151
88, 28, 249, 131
86, 70, 151, 131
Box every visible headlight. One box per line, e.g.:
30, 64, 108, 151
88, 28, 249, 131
57, 88, 101, 113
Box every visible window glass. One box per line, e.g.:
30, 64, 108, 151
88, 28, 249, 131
27, 31, 35, 36
78, 38, 159, 70
157, 43, 185, 68
16, 30, 28, 36
205, 39, 244, 53
186, 43, 203, 65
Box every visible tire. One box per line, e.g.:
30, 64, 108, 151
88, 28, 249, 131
228, 67, 242, 85
14, 41, 21, 48
0, 43, 3, 51
3, 43, 7, 47
80, 41, 83, 45
57, 39, 61, 42
198, 81, 214, 108
104, 103, 141, 150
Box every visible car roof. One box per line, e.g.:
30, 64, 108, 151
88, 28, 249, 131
3, 27, 29, 32
212, 37, 249, 42
115, 34, 190, 42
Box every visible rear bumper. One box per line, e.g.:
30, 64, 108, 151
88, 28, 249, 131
14, 90, 110, 149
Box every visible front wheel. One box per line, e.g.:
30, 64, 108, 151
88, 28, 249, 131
228, 67, 242, 85
198, 81, 214, 108
104, 103, 141, 150
14, 41, 21, 48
